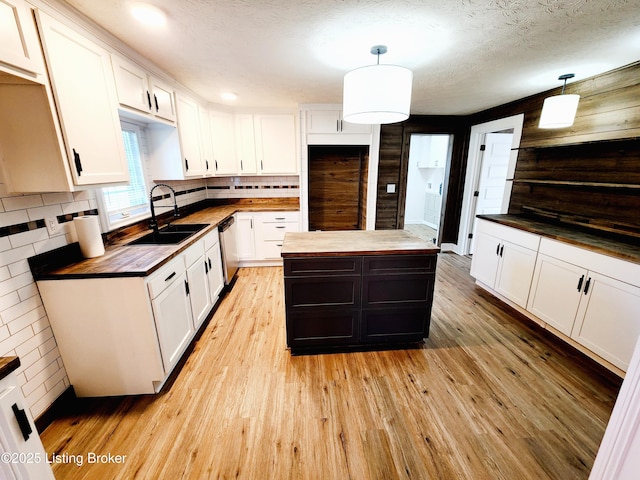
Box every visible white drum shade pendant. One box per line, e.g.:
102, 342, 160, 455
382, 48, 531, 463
539, 73, 580, 129
343, 45, 413, 125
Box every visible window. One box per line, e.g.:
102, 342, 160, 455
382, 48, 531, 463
98, 121, 150, 230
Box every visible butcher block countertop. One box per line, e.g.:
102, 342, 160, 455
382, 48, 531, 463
478, 214, 640, 265
281, 230, 440, 257
31, 199, 298, 280
0, 356, 20, 381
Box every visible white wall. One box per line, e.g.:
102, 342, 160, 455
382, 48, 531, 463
405, 135, 446, 225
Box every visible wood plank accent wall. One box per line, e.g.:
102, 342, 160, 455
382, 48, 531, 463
376, 61, 640, 244
308, 146, 369, 231
471, 61, 640, 241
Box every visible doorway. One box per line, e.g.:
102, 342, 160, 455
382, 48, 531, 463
403, 134, 452, 244
308, 145, 369, 231
457, 114, 524, 255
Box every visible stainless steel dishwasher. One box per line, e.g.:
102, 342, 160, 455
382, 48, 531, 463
218, 215, 238, 285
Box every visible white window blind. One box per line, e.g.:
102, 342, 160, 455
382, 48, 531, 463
100, 121, 149, 227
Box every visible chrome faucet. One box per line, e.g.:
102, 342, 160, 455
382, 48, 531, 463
149, 183, 179, 236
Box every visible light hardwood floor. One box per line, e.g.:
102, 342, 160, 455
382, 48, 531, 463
40, 254, 621, 479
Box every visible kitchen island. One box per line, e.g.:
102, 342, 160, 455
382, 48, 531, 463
281, 230, 440, 353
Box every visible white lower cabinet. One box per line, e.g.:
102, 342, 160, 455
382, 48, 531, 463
471, 219, 640, 373
205, 233, 225, 303
528, 239, 640, 371
36, 229, 225, 397
184, 240, 211, 329
235, 212, 257, 261
527, 253, 586, 336
236, 211, 300, 265
149, 262, 194, 375
470, 219, 538, 308
0, 372, 54, 479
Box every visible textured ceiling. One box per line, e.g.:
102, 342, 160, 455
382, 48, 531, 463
61, 0, 640, 115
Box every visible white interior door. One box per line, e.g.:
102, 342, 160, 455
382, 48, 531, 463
469, 132, 513, 251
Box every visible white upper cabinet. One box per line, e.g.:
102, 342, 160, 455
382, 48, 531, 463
209, 111, 237, 175
35, 11, 129, 185
254, 114, 298, 175
199, 106, 214, 175
175, 93, 205, 177
306, 109, 371, 134
111, 55, 176, 122
0, 0, 45, 80
235, 114, 257, 175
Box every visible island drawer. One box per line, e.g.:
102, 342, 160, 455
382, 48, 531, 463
285, 275, 361, 308
284, 256, 361, 276
286, 308, 359, 347
363, 254, 437, 275
361, 307, 430, 343
363, 273, 435, 307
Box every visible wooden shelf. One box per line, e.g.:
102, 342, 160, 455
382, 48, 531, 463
513, 179, 640, 190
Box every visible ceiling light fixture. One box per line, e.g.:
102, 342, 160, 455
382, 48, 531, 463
130, 2, 167, 27
538, 73, 580, 129
342, 45, 413, 125
221, 92, 238, 101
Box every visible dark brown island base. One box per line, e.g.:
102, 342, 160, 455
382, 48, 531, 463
281, 230, 440, 354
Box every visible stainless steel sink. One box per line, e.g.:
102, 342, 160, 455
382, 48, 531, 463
127, 223, 209, 245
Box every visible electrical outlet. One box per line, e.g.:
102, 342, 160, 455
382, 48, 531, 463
45, 216, 60, 235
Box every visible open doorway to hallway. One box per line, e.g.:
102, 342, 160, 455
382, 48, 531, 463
403, 134, 452, 244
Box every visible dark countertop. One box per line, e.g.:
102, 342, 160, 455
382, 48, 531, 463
0, 356, 20, 381
31, 200, 299, 280
478, 214, 640, 265
281, 230, 440, 257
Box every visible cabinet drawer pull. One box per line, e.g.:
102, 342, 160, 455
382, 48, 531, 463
584, 277, 591, 295
275, 217, 286, 220
11, 403, 32, 441
277, 243, 283, 247
165, 272, 176, 282
276, 225, 286, 229
577, 275, 585, 291
73, 149, 83, 176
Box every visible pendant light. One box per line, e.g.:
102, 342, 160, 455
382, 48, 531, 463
342, 45, 413, 125
538, 73, 580, 129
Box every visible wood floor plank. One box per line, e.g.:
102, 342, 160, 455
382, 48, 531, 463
39, 254, 622, 479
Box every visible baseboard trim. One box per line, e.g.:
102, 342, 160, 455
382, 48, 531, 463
34, 385, 78, 434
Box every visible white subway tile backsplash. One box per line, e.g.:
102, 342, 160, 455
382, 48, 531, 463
0, 210, 30, 228
33, 234, 69, 254
24, 348, 60, 382
13, 326, 53, 359
0, 244, 35, 267
2, 294, 42, 324
7, 305, 45, 336
27, 205, 63, 221
0, 292, 20, 316
0, 325, 8, 342
0, 237, 10, 252
8, 259, 30, 277
30, 316, 51, 335
30, 379, 66, 418
42, 192, 74, 205
8, 229, 49, 249
0, 324, 33, 354
0, 267, 10, 283
61, 200, 91, 215
1, 195, 44, 212
17, 283, 39, 301
0, 272, 34, 297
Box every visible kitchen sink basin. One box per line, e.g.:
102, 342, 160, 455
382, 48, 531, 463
127, 223, 209, 245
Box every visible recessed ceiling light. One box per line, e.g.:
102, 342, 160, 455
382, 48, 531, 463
221, 92, 238, 101
130, 2, 167, 27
